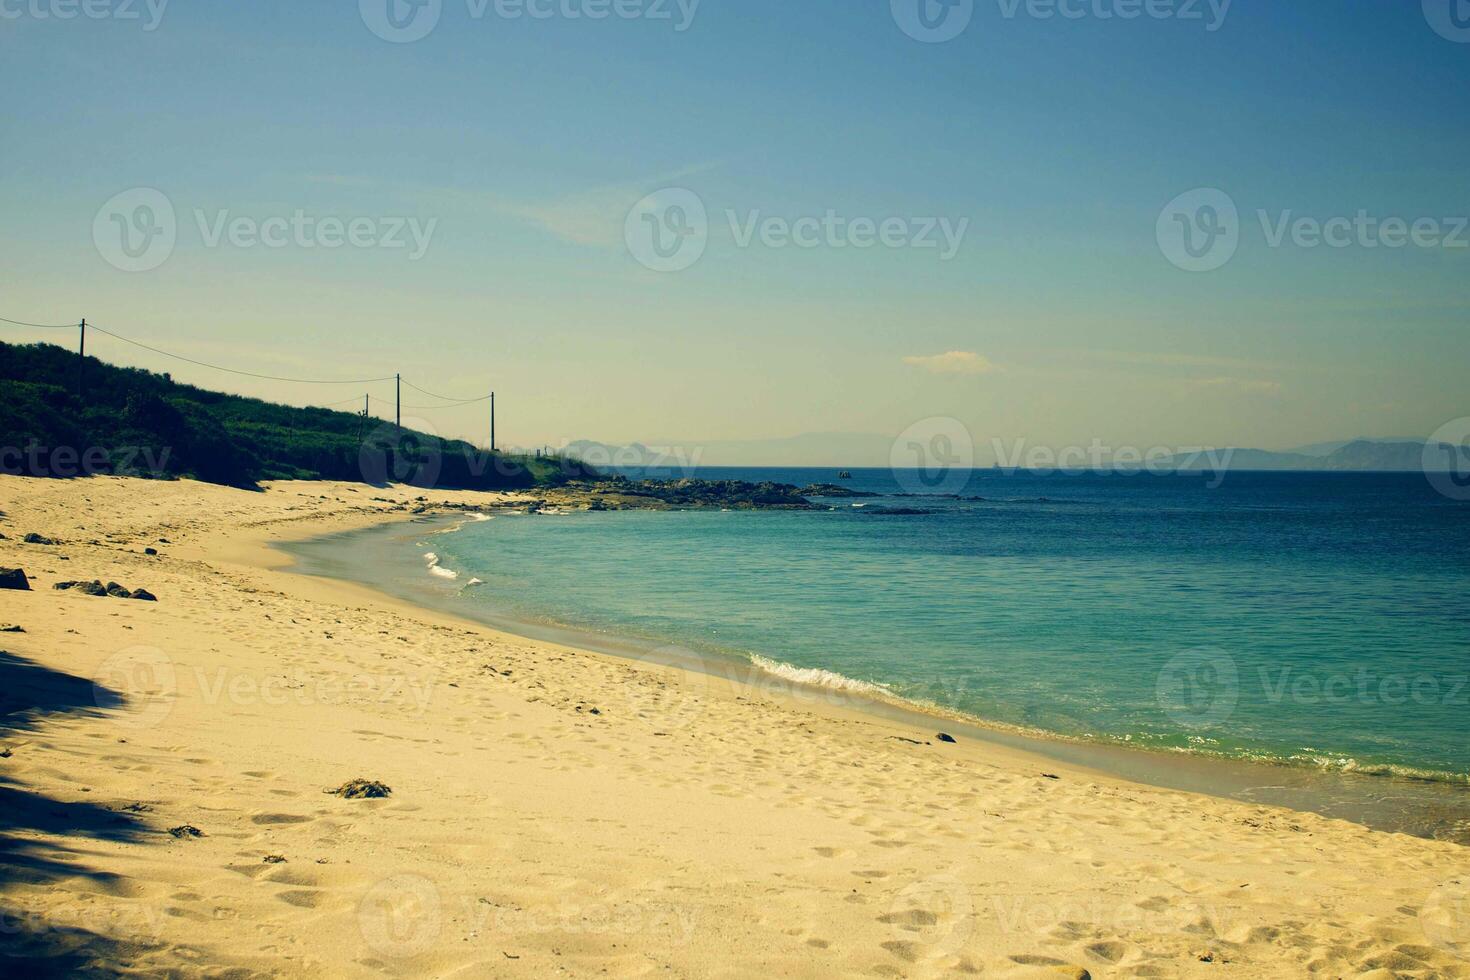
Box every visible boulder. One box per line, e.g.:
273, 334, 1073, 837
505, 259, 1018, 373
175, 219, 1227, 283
129, 589, 158, 602
0, 568, 30, 591
22, 533, 55, 545
64, 580, 108, 596
105, 582, 131, 598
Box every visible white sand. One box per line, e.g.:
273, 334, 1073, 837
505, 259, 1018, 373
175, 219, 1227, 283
1, 474, 1467, 978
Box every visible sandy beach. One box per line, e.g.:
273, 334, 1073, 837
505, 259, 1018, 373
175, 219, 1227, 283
1, 474, 1467, 978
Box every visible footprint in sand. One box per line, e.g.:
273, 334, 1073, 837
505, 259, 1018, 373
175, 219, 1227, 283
250, 813, 314, 826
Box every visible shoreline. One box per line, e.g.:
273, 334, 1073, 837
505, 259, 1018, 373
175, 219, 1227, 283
278, 511, 1470, 845
5, 475, 1470, 977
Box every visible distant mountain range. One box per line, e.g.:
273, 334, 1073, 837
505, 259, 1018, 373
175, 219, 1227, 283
564, 436, 1461, 473
1161, 440, 1452, 472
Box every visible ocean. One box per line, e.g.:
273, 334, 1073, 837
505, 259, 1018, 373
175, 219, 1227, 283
284, 467, 1470, 835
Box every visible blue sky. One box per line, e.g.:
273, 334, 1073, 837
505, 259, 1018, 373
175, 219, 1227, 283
1, 0, 1466, 460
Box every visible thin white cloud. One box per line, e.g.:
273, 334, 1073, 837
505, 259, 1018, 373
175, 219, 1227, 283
503, 163, 721, 249
902, 351, 995, 376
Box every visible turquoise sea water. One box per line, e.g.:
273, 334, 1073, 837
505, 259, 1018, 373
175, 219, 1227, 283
308, 469, 1470, 787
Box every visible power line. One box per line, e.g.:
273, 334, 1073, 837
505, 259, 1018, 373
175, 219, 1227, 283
368, 394, 488, 411
85, 322, 397, 386
0, 315, 78, 329
4, 311, 495, 425
400, 377, 492, 403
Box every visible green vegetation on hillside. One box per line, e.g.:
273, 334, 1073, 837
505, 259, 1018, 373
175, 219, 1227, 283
0, 341, 593, 490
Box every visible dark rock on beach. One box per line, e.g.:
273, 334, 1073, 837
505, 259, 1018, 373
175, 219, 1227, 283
22, 533, 56, 545
328, 778, 392, 799
0, 567, 30, 591
53, 579, 156, 600
937, 733, 956, 743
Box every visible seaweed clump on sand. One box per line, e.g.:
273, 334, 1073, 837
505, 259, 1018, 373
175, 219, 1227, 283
328, 779, 392, 799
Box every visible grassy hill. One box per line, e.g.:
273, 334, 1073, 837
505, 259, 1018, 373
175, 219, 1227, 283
0, 341, 592, 490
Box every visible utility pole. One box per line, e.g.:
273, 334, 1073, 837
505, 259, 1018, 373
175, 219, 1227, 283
395, 373, 401, 431
363, 393, 369, 419
490, 391, 496, 453
76, 318, 86, 398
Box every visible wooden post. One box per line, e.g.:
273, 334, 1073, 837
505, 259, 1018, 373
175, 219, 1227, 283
395, 373, 401, 431
76, 318, 86, 397
490, 391, 496, 453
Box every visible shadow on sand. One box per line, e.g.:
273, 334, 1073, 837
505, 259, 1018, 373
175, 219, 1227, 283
0, 649, 161, 976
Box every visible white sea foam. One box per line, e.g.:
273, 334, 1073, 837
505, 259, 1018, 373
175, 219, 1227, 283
470, 513, 493, 521
466, 577, 484, 587
748, 654, 891, 697
423, 552, 439, 565
429, 565, 459, 580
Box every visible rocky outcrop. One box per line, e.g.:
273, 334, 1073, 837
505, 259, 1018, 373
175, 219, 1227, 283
798, 483, 880, 499
547, 478, 819, 511
0, 567, 30, 591
54, 580, 157, 600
